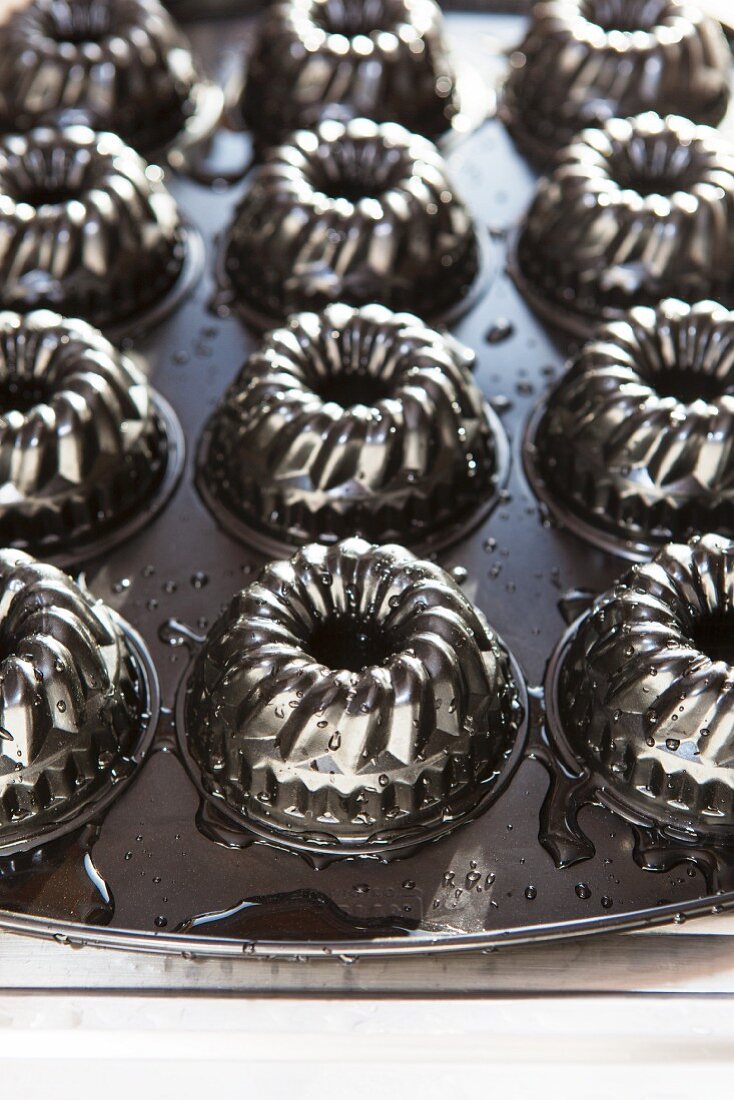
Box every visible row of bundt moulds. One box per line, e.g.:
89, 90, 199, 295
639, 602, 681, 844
0, 116, 484, 334
0, 300, 502, 562
0, 538, 524, 858
9, 530, 734, 863
236, 0, 489, 146
501, 0, 733, 165
0, 0, 223, 165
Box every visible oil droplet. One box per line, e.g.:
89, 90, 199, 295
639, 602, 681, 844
191, 571, 209, 589
575, 883, 591, 900
485, 318, 514, 344
524, 885, 537, 901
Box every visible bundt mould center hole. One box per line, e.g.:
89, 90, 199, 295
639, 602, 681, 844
580, 0, 675, 33
0, 377, 50, 415
609, 146, 701, 197
305, 616, 394, 674
647, 367, 733, 404
18, 182, 82, 208
316, 372, 394, 407
41, 1, 116, 45
311, 0, 404, 37
689, 613, 734, 667
309, 143, 410, 203
7, 152, 99, 209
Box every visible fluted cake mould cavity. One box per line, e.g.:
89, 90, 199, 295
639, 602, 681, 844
0, 125, 197, 332
220, 118, 482, 327
547, 536, 734, 840
0, 550, 156, 853
513, 113, 734, 337
181, 539, 525, 853
0, 0, 221, 158
238, 0, 463, 144
0, 310, 183, 563
502, 0, 731, 164
197, 303, 507, 555
525, 299, 734, 559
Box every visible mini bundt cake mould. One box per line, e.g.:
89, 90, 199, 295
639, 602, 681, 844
512, 113, 734, 338
197, 303, 508, 556
219, 118, 484, 328
0, 0, 223, 162
237, 0, 487, 146
179, 538, 526, 855
524, 298, 734, 560
502, 0, 731, 164
0, 125, 202, 334
0, 310, 184, 565
546, 535, 734, 843
0, 549, 157, 855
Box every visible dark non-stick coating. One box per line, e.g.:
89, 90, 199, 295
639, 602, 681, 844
2, 6, 734, 959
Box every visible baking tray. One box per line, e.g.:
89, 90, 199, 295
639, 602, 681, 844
3, 3, 734, 961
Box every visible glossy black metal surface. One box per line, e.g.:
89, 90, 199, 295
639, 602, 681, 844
1, 5, 734, 959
